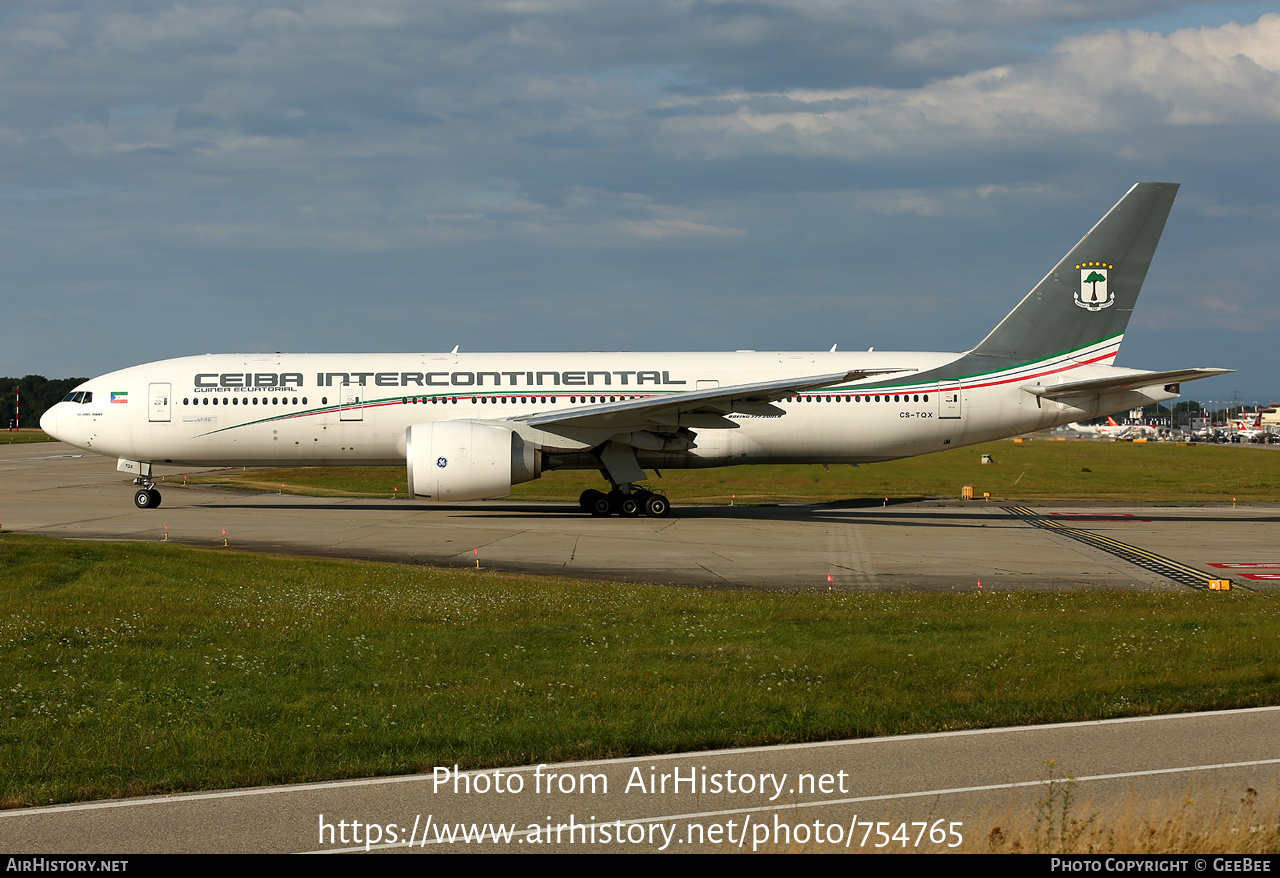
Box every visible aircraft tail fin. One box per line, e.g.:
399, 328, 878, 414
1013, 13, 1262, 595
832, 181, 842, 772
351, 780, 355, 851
971, 182, 1179, 364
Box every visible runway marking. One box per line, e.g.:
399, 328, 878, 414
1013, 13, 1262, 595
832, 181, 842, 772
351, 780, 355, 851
0, 454, 85, 468
320, 755, 1280, 852
1005, 506, 1245, 591
1210, 563, 1280, 569
828, 520, 876, 588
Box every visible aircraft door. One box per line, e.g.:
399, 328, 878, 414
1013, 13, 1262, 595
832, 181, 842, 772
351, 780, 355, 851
148, 383, 171, 423
338, 381, 364, 422
938, 386, 962, 419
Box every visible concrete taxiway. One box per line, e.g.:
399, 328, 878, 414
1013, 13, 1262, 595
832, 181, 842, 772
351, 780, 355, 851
2, 442, 1277, 591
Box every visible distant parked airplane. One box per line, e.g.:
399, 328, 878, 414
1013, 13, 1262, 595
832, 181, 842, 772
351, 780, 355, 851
1068, 416, 1134, 438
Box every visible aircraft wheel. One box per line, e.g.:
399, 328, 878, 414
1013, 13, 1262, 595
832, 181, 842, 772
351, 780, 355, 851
580, 489, 604, 511
589, 494, 613, 517
643, 493, 670, 518
619, 495, 641, 517
134, 488, 160, 509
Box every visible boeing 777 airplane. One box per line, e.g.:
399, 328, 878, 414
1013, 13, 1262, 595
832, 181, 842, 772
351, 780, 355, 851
41, 182, 1230, 517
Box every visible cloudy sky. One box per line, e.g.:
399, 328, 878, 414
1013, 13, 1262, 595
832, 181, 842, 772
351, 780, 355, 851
3, 0, 1276, 405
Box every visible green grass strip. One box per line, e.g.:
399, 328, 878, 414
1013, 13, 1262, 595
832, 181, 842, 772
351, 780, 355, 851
1, 430, 54, 445
2, 534, 1278, 808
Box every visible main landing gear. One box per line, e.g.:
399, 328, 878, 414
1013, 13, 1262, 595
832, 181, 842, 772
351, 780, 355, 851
579, 487, 670, 518
579, 442, 670, 517
133, 478, 162, 509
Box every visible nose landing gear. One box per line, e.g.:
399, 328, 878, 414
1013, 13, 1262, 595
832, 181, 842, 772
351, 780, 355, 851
133, 478, 162, 509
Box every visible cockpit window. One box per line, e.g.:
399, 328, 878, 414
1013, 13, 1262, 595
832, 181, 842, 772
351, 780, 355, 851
62, 391, 92, 404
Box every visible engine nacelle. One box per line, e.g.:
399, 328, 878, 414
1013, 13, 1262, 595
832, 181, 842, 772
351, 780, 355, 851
406, 421, 540, 501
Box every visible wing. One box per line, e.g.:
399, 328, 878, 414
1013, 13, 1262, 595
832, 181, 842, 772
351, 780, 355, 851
1022, 367, 1233, 400
517, 368, 910, 433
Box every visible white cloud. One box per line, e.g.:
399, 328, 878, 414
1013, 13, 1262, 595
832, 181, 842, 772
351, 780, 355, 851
657, 14, 1280, 158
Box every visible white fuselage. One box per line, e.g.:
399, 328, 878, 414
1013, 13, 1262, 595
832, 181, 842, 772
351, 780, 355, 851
41, 342, 1175, 476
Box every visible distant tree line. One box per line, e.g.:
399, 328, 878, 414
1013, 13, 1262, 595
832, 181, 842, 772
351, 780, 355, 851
2, 376, 87, 429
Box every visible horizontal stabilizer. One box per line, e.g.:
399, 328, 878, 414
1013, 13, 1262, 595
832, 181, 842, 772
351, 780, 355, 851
1022, 368, 1233, 400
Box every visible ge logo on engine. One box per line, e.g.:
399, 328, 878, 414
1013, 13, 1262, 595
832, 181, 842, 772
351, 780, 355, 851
436, 457, 448, 468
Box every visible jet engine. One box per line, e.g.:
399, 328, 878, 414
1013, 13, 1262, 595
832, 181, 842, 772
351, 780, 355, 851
405, 421, 540, 501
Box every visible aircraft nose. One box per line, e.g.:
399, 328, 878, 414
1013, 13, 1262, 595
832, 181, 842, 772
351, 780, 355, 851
40, 405, 59, 440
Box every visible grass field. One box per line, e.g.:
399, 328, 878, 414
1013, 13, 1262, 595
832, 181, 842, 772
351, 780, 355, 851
3, 533, 1278, 811
189, 438, 1280, 505
1, 429, 53, 445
